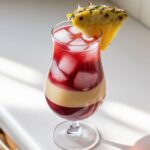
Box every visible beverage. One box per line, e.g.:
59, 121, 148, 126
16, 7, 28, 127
44, 3, 127, 150
45, 25, 106, 121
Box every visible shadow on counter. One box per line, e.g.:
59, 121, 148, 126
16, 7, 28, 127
102, 135, 150, 150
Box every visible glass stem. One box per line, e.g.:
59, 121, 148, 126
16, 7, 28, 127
67, 121, 82, 136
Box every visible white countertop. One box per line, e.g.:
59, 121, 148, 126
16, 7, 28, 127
0, 0, 150, 150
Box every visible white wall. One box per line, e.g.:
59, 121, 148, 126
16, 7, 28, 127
111, 0, 150, 28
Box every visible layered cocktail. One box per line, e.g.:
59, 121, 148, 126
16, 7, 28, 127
44, 3, 127, 150
45, 24, 106, 121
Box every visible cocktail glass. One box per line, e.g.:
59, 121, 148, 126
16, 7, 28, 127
45, 21, 106, 150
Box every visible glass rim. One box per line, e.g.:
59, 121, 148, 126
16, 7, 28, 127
51, 20, 102, 47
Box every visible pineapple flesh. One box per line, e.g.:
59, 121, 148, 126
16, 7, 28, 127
67, 3, 128, 50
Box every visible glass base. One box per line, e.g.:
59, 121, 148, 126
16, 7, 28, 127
53, 121, 100, 150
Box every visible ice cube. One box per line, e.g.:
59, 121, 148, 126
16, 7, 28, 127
70, 38, 86, 45
68, 38, 87, 52
83, 44, 99, 62
82, 35, 94, 41
68, 45, 88, 52
69, 27, 80, 34
54, 29, 72, 43
83, 51, 98, 62
51, 60, 68, 82
58, 55, 78, 75
74, 72, 98, 90
86, 42, 99, 50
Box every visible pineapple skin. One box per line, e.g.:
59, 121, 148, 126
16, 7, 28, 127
67, 4, 128, 50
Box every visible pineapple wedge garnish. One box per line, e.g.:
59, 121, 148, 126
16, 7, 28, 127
67, 3, 128, 50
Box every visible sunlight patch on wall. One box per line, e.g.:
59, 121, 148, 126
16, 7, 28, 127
101, 100, 150, 133
0, 57, 44, 88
